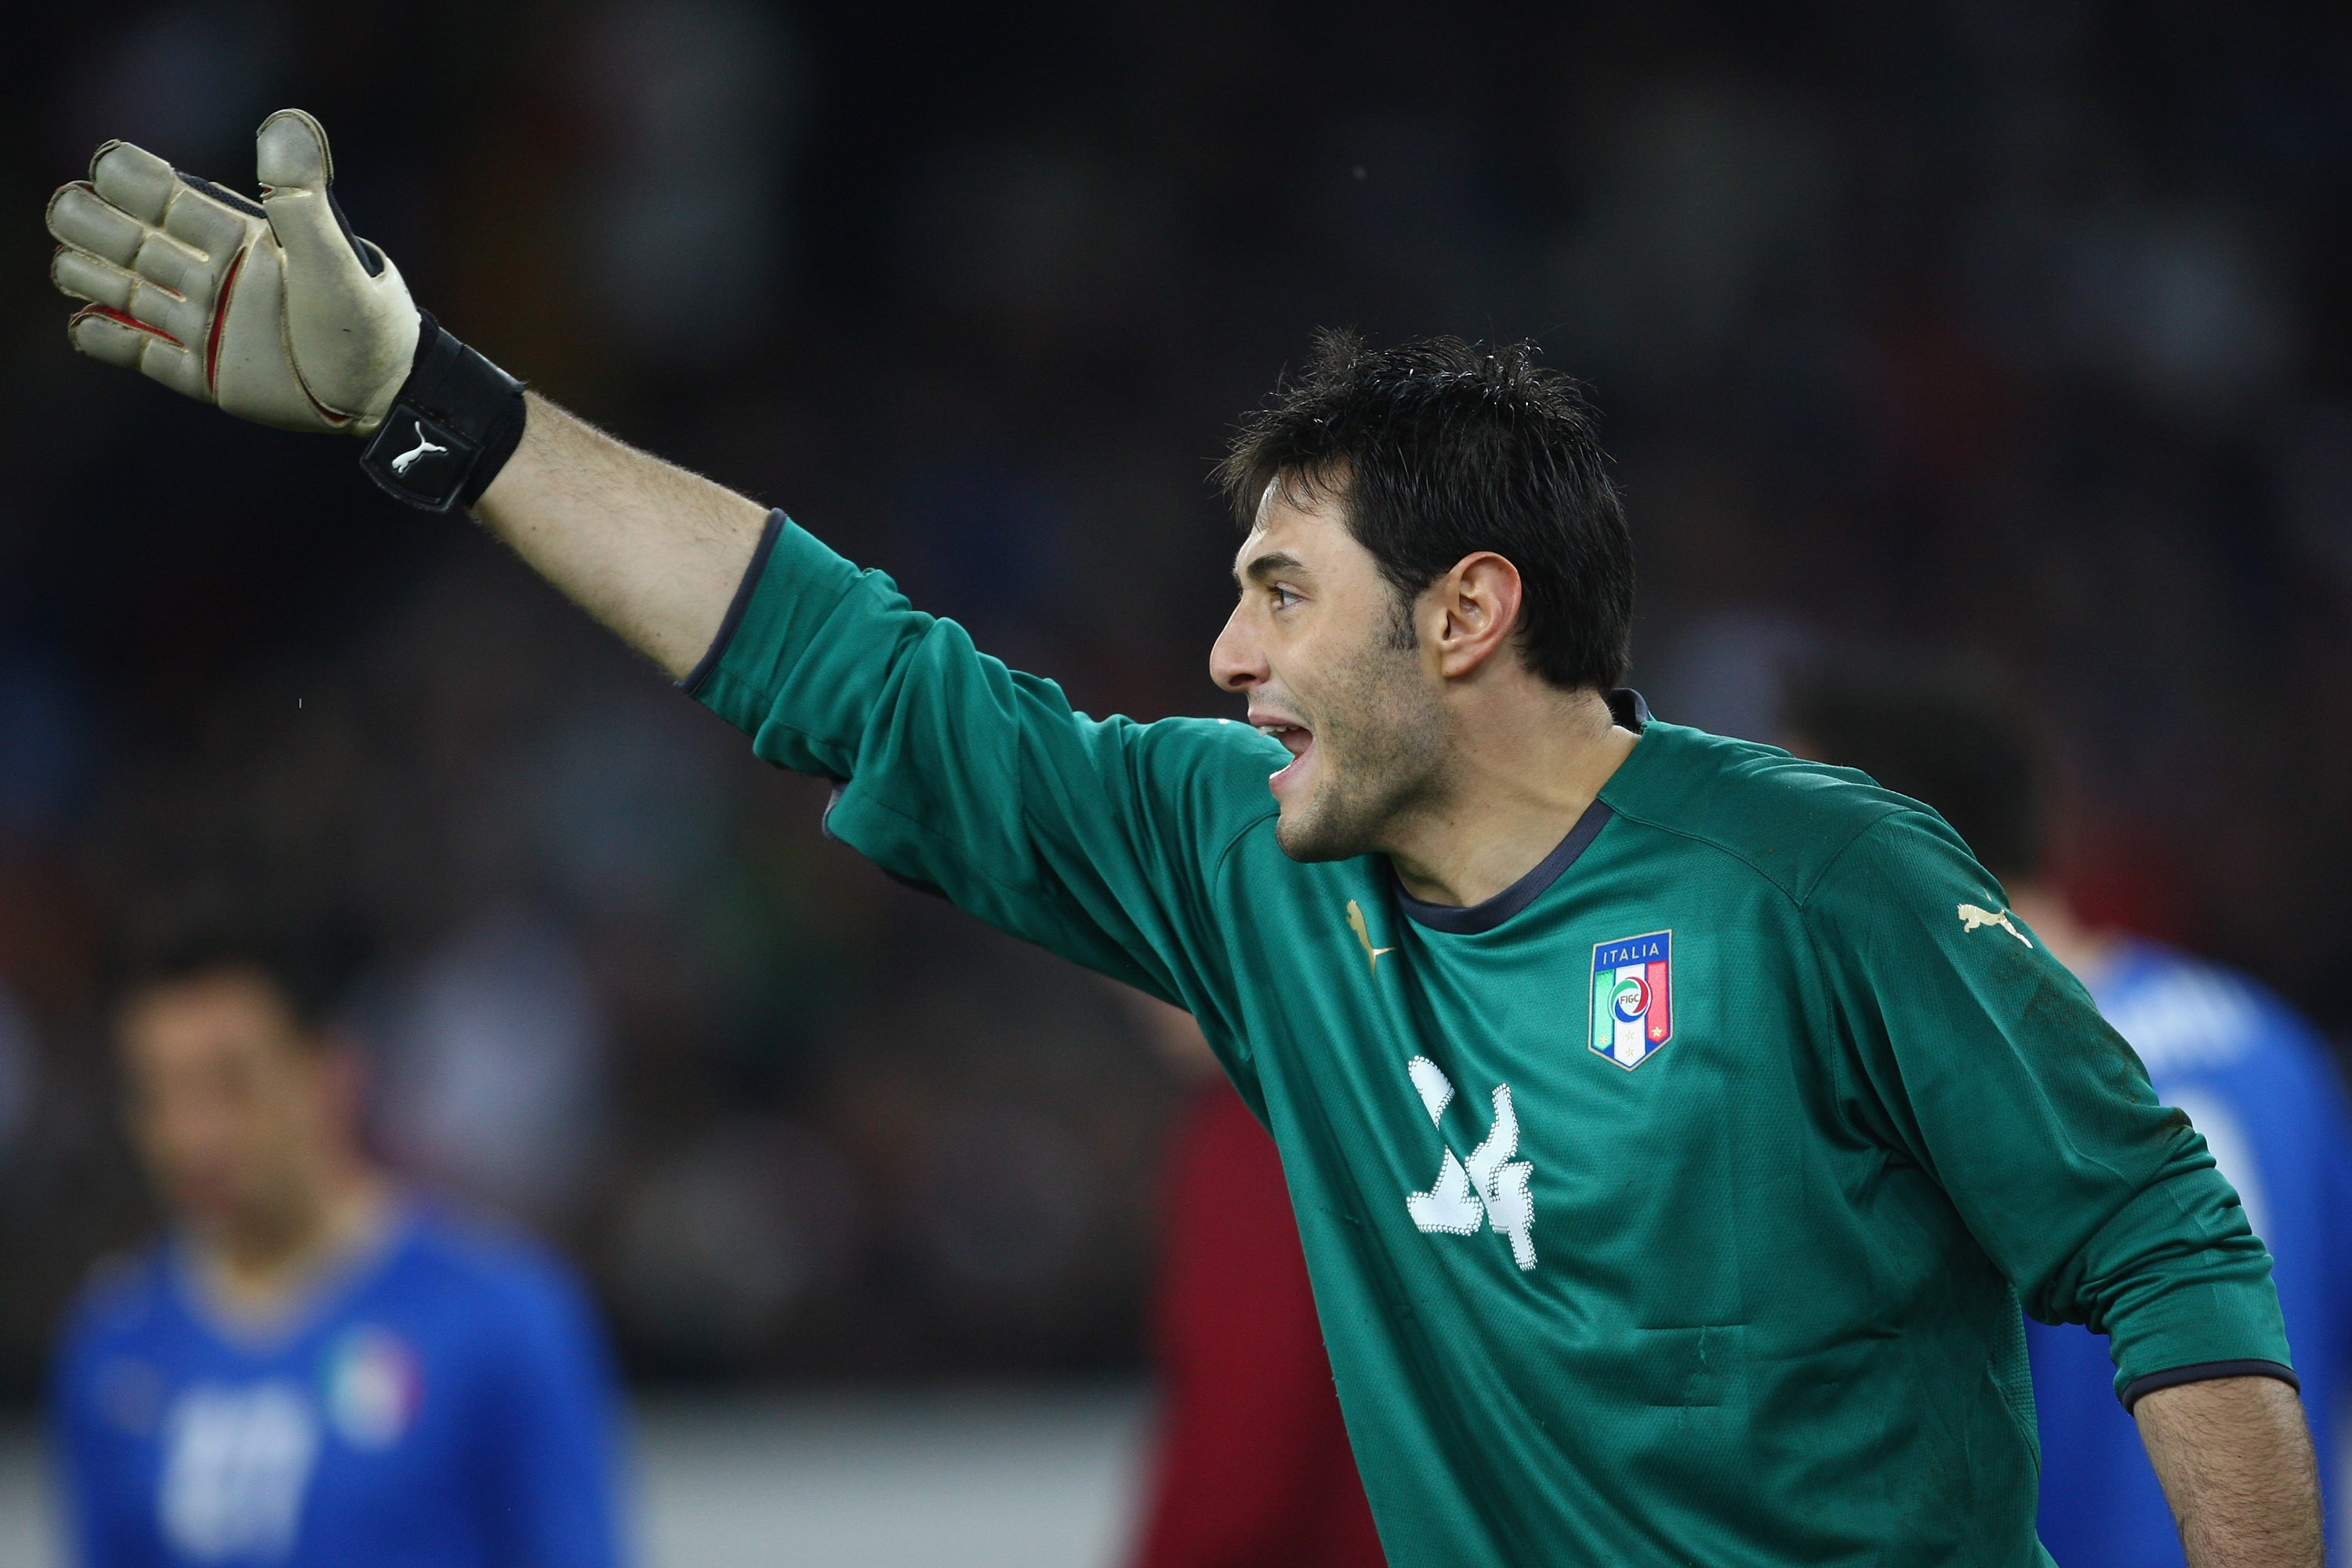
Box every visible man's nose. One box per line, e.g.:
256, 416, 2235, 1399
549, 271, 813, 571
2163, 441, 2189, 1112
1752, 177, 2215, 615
1208, 603, 1264, 693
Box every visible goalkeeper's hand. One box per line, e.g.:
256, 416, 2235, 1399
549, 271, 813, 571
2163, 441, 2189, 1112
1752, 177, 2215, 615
45, 109, 419, 435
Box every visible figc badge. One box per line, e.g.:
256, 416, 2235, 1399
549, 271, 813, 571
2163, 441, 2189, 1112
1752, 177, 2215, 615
1591, 931, 1672, 1069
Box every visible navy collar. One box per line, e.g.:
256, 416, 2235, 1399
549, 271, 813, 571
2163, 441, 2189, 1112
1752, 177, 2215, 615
1390, 688, 1647, 935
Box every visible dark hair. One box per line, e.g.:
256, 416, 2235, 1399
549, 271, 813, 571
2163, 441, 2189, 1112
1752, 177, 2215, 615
1781, 666, 2048, 880
112, 909, 364, 1040
1215, 330, 1634, 691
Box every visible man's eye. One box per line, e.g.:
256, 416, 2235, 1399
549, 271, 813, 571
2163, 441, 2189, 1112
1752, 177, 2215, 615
1272, 586, 1302, 609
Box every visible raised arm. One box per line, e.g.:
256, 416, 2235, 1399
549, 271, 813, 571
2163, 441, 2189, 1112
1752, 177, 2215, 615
474, 394, 766, 680
2134, 1375, 2322, 1568
43, 108, 1283, 1044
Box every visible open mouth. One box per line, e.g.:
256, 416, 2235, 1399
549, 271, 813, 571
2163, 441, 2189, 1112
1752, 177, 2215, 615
1255, 720, 1314, 795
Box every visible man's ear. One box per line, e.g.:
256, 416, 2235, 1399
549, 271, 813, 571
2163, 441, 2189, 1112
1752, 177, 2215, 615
1423, 552, 1525, 679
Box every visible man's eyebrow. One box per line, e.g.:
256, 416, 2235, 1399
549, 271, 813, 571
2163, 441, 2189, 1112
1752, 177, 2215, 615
1236, 550, 1305, 586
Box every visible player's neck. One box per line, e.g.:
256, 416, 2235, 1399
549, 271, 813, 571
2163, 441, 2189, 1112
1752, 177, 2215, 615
198, 1163, 393, 1326
1386, 684, 1639, 908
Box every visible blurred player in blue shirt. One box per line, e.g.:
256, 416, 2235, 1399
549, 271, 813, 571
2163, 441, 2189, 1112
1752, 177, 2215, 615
52, 922, 626, 1568
1785, 671, 2352, 1568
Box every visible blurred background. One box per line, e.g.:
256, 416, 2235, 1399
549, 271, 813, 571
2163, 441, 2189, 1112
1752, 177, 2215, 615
2, 0, 2350, 1561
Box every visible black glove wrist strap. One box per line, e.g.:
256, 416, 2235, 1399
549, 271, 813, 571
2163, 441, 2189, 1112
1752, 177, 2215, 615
358, 311, 528, 513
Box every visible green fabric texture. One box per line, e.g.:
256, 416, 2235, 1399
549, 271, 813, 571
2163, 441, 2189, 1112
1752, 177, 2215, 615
696, 515, 2288, 1566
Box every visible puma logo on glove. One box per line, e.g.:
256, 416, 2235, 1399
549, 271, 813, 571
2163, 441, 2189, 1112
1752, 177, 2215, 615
390, 426, 448, 476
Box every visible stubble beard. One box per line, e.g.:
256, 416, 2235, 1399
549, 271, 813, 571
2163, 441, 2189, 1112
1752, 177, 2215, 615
1272, 640, 1451, 864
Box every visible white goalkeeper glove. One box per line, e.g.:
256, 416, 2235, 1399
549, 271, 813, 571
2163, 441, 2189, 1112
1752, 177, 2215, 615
45, 108, 419, 435
46, 110, 524, 510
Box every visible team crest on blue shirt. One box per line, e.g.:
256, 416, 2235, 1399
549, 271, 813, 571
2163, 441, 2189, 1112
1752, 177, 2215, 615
1591, 931, 1673, 1069
322, 1326, 422, 1449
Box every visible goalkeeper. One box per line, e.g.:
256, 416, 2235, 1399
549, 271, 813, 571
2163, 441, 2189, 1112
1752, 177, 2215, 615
46, 114, 2324, 1567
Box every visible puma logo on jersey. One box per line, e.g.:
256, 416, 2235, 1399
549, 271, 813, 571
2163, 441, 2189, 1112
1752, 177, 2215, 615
390, 424, 447, 476
1345, 899, 1395, 974
1958, 903, 2032, 947
1403, 1058, 1536, 1270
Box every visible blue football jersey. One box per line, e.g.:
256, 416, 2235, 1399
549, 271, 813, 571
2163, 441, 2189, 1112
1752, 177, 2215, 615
50, 1203, 625, 1568
2027, 939, 2352, 1568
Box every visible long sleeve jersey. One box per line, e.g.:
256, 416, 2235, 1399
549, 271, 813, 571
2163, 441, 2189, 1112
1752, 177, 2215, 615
691, 514, 2290, 1566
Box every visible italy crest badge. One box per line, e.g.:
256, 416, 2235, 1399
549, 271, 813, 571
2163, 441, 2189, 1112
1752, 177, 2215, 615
1591, 931, 1672, 1069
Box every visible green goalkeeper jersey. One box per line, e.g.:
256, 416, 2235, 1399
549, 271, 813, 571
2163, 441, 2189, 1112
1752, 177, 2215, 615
692, 516, 2289, 1566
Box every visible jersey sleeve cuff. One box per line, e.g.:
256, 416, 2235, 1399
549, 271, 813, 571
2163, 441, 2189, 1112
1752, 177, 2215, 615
2119, 1359, 2299, 1411
679, 509, 786, 699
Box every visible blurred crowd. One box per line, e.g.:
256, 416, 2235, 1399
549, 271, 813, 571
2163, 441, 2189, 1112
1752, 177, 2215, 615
0, 0, 2348, 1396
